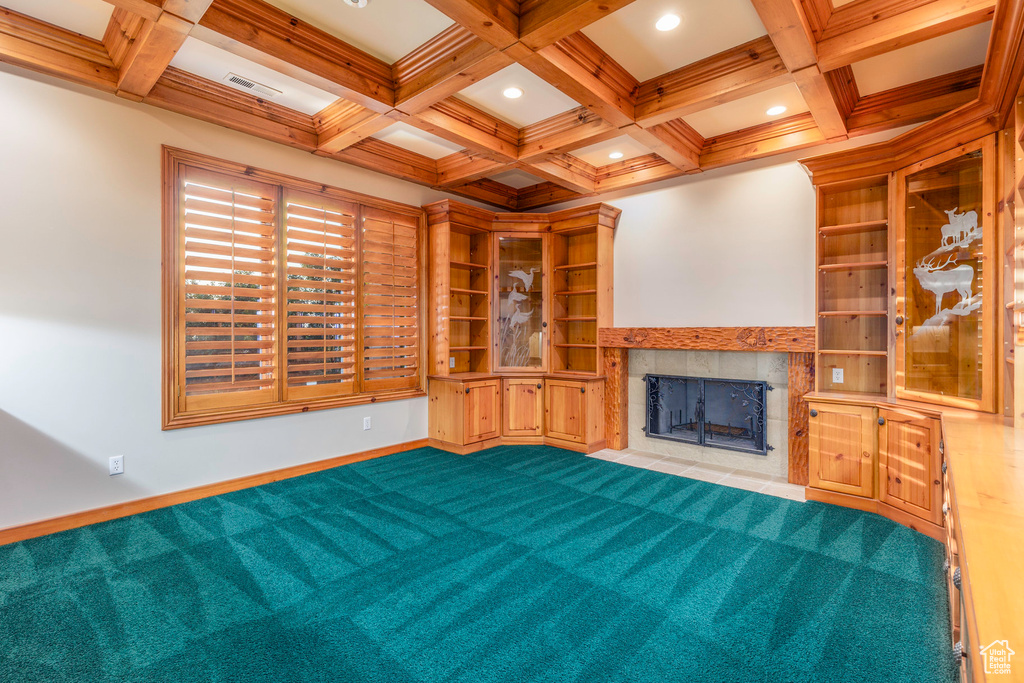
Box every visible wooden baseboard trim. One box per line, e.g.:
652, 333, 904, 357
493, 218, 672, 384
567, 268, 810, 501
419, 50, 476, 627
0, 438, 428, 547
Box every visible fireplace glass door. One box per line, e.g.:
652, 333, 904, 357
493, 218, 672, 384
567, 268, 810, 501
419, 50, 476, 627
495, 235, 545, 371
896, 139, 995, 411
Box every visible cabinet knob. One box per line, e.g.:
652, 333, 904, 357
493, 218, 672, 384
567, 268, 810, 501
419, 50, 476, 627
809, 409, 818, 417
537, 383, 542, 389
895, 315, 904, 325
542, 321, 548, 328
580, 387, 586, 394
953, 566, 961, 590
878, 417, 886, 425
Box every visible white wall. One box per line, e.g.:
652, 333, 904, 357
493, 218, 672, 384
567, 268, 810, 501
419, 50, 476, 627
0, 65, 473, 529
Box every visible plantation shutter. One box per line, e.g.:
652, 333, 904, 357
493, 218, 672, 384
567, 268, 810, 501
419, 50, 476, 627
179, 166, 278, 411
283, 190, 359, 400
360, 207, 420, 391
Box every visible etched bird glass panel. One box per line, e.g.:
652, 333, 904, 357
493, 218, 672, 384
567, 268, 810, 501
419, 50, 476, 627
497, 237, 544, 369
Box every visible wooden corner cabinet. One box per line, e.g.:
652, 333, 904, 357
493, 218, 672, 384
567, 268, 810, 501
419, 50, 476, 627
423, 200, 620, 454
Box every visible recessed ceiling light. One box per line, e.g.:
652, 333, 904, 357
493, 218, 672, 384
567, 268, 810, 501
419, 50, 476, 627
609, 151, 624, 160
341, 0, 369, 6
766, 105, 787, 116
655, 14, 680, 31
503, 87, 523, 99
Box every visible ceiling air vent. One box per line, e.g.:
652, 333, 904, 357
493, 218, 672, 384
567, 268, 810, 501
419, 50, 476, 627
223, 73, 282, 99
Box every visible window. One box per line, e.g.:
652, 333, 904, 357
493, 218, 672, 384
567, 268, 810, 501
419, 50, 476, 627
163, 148, 424, 429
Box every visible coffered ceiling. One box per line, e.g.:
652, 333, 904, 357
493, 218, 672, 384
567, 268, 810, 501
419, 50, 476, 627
0, 0, 1019, 211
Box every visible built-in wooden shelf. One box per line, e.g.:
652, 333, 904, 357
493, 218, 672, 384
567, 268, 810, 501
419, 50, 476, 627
450, 260, 487, 270
819, 310, 888, 317
554, 262, 598, 271
554, 343, 597, 348
818, 349, 888, 356
554, 289, 597, 296
451, 288, 488, 295
555, 316, 597, 322
450, 346, 488, 351
818, 220, 888, 236
818, 260, 888, 272
450, 316, 487, 321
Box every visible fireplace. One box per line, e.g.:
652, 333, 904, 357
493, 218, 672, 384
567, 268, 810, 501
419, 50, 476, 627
645, 374, 772, 455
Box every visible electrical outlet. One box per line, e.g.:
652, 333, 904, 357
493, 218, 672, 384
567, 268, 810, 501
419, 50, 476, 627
363, 416, 372, 431
449, 356, 455, 368
109, 455, 124, 476
832, 368, 844, 384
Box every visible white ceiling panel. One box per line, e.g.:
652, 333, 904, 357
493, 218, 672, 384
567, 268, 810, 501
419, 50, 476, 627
170, 38, 337, 115
266, 0, 454, 63
3, 0, 113, 40
682, 82, 809, 138
851, 22, 991, 95
581, 0, 768, 82
455, 63, 582, 128
370, 122, 464, 159
489, 170, 545, 189
569, 135, 653, 167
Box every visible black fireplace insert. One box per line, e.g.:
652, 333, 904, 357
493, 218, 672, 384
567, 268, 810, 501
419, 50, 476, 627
644, 374, 772, 455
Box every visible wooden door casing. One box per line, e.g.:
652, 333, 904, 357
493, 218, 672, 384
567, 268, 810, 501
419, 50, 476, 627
503, 378, 544, 436
879, 408, 943, 524
545, 379, 587, 443
808, 402, 877, 497
464, 380, 500, 443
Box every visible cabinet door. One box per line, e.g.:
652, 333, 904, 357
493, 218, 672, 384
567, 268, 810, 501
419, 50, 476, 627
545, 379, 586, 443
808, 402, 876, 497
464, 380, 500, 443
503, 378, 543, 436
878, 408, 942, 524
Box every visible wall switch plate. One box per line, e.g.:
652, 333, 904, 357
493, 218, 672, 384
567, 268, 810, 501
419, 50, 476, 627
832, 368, 844, 384
449, 356, 455, 368
363, 416, 371, 431
109, 455, 124, 476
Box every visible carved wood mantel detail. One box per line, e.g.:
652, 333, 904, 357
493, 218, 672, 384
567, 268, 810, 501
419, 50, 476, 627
600, 326, 815, 484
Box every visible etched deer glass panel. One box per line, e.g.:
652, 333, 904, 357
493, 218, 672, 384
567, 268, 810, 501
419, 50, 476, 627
903, 151, 984, 400
497, 236, 544, 369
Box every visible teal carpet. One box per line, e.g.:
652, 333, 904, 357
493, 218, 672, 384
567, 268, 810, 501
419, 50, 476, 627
0, 446, 954, 682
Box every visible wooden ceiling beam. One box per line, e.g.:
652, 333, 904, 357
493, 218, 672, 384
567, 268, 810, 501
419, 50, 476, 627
846, 65, 982, 135
516, 181, 586, 210
325, 137, 438, 185
404, 97, 518, 160
816, 0, 996, 72
517, 33, 637, 127
393, 25, 513, 114
521, 155, 597, 194
435, 151, 507, 186
518, 0, 637, 50
98, 0, 164, 23
594, 153, 690, 193
145, 66, 318, 150
635, 36, 790, 126
791, 65, 848, 140
420, 0, 519, 50
193, 0, 394, 111
444, 178, 520, 210
104, 5, 206, 101
622, 121, 702, 171
313, 100, 396, 154
0, 7, 119, 92
700, 112, 825, 169
518, 106, 619, 161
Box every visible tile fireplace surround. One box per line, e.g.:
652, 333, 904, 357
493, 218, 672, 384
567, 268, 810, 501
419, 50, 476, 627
599, 327, 816, 485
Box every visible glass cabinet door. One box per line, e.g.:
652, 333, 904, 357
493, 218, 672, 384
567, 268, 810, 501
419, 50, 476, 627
895, 137, 996, 411
494, 234, 546, 371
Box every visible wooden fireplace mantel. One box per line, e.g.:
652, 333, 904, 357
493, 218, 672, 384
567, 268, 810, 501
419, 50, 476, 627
598, 326, 815, 352
599, 326, 815, 485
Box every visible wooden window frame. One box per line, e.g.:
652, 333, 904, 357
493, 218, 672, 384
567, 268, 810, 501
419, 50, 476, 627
162, 146, 427, 429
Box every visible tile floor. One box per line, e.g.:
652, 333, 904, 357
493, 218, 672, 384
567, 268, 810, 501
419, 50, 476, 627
587, 448, 806, 502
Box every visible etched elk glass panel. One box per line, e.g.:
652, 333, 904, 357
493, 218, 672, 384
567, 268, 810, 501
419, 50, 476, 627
903, 150, 985, 401
497, 236, 544, 369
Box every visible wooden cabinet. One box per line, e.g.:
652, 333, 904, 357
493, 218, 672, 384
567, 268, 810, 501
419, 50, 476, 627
545, 378, 604, 447
808, 401, 877, 497
428, 376, 500, 450
465, 380, 500, 443
503, 378, 544, 437
878, 407, 942, 525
